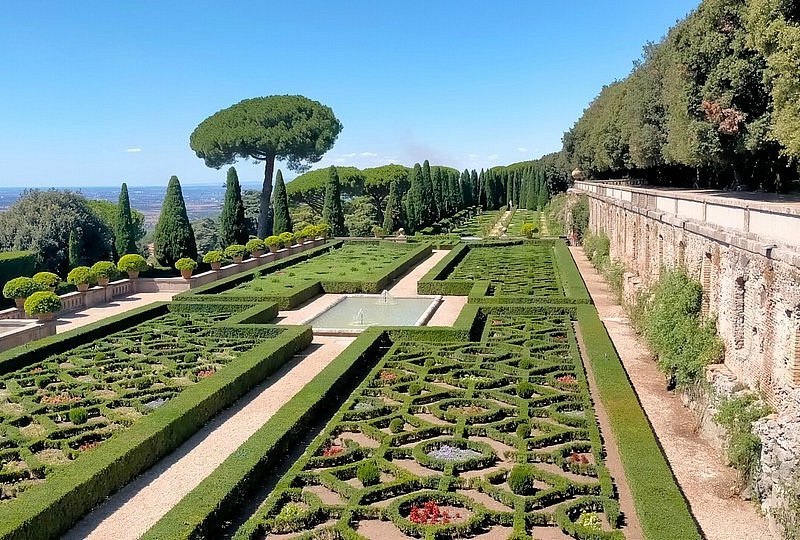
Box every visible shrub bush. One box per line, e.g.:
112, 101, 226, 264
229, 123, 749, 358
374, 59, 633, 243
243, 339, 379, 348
91, 261, 119, 280
24, 290, 62, 315
356, 461, 380, 486
507, 464, 535, 495
224, 244, 247, 258
265, 235, 280, 249
69, 407, 88, 425
32, 271, 61, 290
520, 223, 536, 238
202, 250, 224, 264
246, 238, 265, 253
67, 266, 97, 286
3, 276, 45, 299
517, 381, 535, 398
117, 254, 148, 273
278, 232, 294, 247
0, 251, 36, 296
174, 258, 198, 271
389, 418, 405, 433
715, 393, 771, 484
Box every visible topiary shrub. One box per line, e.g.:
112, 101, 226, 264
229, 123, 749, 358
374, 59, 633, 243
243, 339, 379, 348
278, 232, 295, 248
389, 418, 405, 433
224, 244, 247, 259
32, 272, 61, 291
67, 266, 97, 287
117, 254, 148, 275
508, 464, 535, 495
91, 261, 119, 281
202, 250, 224, 264
246, 238, 265, 254
520, 223, 536, 238
175, 258, 198, 271
3, 276, 45, 300
69, 407, 88, 425
315, 223, 331, 238
357, 461, 381, 486
265, 235, 280, 252
517, 381, 535, 398
24, 290, 62, 316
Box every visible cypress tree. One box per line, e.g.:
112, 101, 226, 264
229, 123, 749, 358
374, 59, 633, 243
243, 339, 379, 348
115, 182, 137, 256
432, 167, 445, 219
448, 171, 461, 213
483, 169, 496, 209
470, 170, 479, 206
461, 169, 472, 208
68, 229, 81, 268
537, 170, 549, 210
420, 160, 437, 225
403, 164, 424, 233
383, 180, 402, 233
322, 166, 346, 236
154, 175, 197, 267
526, 169, 537, 210
219, 167, 248, 246
506, 173, 514, 208
272, 169, 293, 235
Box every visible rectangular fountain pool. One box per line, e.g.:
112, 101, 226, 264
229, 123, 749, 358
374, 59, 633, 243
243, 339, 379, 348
304, 294, 442, 335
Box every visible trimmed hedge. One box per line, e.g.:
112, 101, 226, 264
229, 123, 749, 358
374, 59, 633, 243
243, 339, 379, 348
576, 304, 701, 539
141, 328, 388, 540
0, 251, 36, 295
0, 306, 311, 540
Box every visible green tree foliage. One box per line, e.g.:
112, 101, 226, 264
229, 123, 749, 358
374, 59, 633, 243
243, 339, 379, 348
343, 197, 377, 237
322, 167, 346, 236
219, 167, 248, 246
191, 217, 220, 255
0, 190, 112, 274
115, 183, 138, 256
88, 199, 146, 258
189, 95, 343, 237
285, 166, 363, 216
382, 180, 403, 233
420, 160, 437, 223
154, 176, 197, 267
460, 169, 472, 207
403, 164, 424, 233
272, 169, 293, 235
68, 229, 81, 268
241, 190, 260, 236
432, 167, 445, 219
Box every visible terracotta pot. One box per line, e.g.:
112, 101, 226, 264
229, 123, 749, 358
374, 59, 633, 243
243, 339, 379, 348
211, 262, 222, 271
98, 277, 110, 287
233, 256, 244, 264
77, 283, 90, 293
14, 297, 25, 309
180, 269, 193, 279
127, 271, 139, 279
268, 245, 278, 253
37, 312, 54, 322
251, 250, 264, 258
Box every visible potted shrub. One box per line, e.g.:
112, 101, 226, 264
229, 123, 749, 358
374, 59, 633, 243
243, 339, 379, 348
278, 232, 294, 249
24, 291, 62, 321
3, 277, 45, 309
32, 271, 61, 292
246, 238, 265, 258
224, 244, 247, 263
300, 225, 316, 243
175, 257, 198, 279
372, 225, 386, 238
265, 235, 280, 253
67, 266, 97, 292
316, 223, 331, 239
203, 250, 224, 270
117, 254, 149, 279
91, 261, 119, 286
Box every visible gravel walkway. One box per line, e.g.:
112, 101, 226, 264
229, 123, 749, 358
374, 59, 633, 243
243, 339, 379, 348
55, 292, 176, 334
569, 247, 776, 540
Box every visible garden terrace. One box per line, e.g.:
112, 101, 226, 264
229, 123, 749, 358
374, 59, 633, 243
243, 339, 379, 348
450, 211, 502, 238
506, 210, 540, 237
199, 242, 431, 309
0, 299, 311, 539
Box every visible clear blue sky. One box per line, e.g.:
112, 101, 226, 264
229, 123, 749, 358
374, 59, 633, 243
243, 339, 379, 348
0, 0, 698, 187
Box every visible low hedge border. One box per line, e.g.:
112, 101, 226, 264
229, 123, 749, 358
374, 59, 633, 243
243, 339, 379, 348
554, 240, 591, 303
0, 301, 169, 376
576, 304, 700, 539
0, 313, 312, 540
140, 328, 389, 540
416, 243, 470, 295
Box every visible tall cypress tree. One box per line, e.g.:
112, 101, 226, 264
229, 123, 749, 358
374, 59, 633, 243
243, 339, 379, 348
420, 160, 437, 225
68, 229, 81, 268
483, 169, 496, 209
470, 170, 479, 206
322, 166, 346, 236
403, 163, 424, 233
432, 167, 445, 219
272, 169, 293, 235
506, 174, 514, 208
383, 180, 403, 233
448, 171, 461, 213
115, 183, 137, 256
537, 170, 549, 210
154, 175, 197, 267
526, 169, 537, 210
461, 169, 472, 208
219, 167, 248, 246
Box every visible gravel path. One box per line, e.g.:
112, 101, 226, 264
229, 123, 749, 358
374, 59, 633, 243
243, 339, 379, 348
569, 247, 776, 540
488, 210, 512, 237
55, 292, 176, 334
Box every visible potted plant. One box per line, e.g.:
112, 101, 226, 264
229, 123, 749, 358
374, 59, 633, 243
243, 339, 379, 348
316, 223, 331, 239
246, 238, 265, 258
278, 232, 294, 249
175, 257, 198, 279
299, 225, 316, 243
117, 254, 149, 279
67, 266, 97, 292
372, 225, 386, 238
32, 271, 61, 292
3, 277, 45, 309
203, 250, 224, 270
24, 291, 62, 321
224, 244, 247, 263
91, 261, 119, 286
265, 235, 280, 253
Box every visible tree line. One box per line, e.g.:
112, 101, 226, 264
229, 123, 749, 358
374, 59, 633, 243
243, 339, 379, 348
562, 0, 800, 192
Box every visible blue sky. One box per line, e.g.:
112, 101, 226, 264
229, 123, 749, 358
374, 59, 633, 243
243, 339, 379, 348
0, 0, 699, 187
